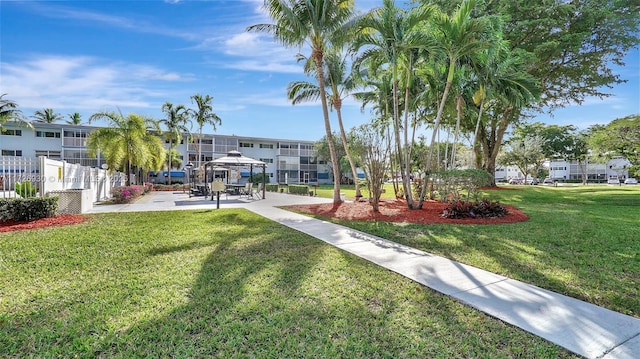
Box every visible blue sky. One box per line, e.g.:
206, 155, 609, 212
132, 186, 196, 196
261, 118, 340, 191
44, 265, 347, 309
1, 0, 638, 142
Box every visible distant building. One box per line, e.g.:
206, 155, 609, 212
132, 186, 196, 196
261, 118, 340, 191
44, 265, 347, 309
0, 123, 332, 184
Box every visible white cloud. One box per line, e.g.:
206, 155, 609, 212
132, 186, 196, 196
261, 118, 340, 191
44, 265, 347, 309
0, 55, 191, 113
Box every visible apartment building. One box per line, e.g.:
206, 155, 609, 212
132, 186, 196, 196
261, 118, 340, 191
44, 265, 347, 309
0, 123, 330, 184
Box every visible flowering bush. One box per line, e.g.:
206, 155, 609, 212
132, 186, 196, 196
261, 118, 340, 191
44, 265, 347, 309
111, 185, 144, 203
143, 182, 153, 193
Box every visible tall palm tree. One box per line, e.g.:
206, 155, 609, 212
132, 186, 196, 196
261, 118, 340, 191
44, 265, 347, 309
87, 111, 165, 186
160, 102, 191, 185
352, 0, 434, 208
0, 94, 31, 129
66, 112, 83, 125
288, 50, 362, 196
247, 0, 355, 203
190, 94, 222, 168
32, 108, 63, 123
423, 0, 490, 178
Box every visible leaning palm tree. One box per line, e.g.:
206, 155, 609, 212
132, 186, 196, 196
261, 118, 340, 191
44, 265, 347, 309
66, 112, 83, 125
87, 111, 166, 186
160, 102, 191, 185
288, 50, 362, 197
0, 94, 32, 129
190, 94, 222, 168
32, 108, 63, 123
248, 0, 355, 203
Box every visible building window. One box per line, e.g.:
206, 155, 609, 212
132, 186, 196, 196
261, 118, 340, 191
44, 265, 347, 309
1, 149, 22, 156
1, 129, 22, 136
35, 150, 62, 159
259, 143, 274, 149
239, 142, 254, 148
259, 158, 274, 163
36, 131, 61, 138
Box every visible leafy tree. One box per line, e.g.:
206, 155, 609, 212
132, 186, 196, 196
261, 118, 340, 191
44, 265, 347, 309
248, 0, 355, 203
314, 132, 347, 183
190, 94, 222, 167
498, 135, 545, 181
66, 112, 82, 125
32, 108, 62, 123
160, 102, 191, 186
87, 111, 166, 186
0, 94, 31, 129
351, 124, 389, 212
588, 114, 640, 177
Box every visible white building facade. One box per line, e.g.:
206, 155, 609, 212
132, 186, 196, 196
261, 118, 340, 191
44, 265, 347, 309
1, 123, 332, 185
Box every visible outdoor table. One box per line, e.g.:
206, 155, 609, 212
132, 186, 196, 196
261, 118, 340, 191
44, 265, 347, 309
225, 184, 245, 195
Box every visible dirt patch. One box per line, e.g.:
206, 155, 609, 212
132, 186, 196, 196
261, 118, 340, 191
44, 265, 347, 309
284, 199, 528, 225
1, 214, 87, 233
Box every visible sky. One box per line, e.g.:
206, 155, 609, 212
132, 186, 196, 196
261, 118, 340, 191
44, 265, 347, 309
1, 0, 638, 142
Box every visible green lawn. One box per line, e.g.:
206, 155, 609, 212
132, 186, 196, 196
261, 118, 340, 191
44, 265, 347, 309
0, 210, 575, 358
316, 184, 640, 318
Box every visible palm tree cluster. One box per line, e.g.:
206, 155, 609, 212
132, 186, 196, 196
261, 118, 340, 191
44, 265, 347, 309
249, 0, 541, 207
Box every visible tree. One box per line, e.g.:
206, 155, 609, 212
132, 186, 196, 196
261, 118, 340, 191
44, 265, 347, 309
353, 0, 434, 208
498, 135, 545, 182
288, 50, 362, 196
87, 111, 166, 186
67, 112, 83, 125
314, 132, 346, 183
190, 94, 222, 167
0, 94, 31, 129
248, 0, 355, 203
351, 124, 389, 212
32, 108, 62, 123
160, 102, 191, 186
588, 114, 640, 177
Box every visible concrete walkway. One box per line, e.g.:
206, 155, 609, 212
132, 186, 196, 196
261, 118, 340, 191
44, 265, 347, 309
88, 191, 640, 359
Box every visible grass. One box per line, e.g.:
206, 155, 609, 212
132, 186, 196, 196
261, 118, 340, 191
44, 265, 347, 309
315, 184, 640, 318
0, 209, 576, 358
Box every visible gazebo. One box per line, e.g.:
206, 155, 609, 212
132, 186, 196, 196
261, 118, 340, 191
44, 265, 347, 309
204, 150, 267, 199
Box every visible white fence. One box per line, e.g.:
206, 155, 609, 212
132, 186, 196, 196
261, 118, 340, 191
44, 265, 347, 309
1, 156, 125, 206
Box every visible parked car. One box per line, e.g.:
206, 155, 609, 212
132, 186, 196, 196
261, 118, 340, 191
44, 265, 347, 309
524, 178, 539, 185
607, 176, 620, 185
508, 178, 523, 184
542, 178, 555, 185
624, 178, 638, 185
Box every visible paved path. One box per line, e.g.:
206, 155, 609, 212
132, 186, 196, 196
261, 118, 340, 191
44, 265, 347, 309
88, 191, 640, 359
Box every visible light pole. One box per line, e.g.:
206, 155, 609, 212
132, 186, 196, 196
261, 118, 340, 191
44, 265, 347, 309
186, 162, 193, 197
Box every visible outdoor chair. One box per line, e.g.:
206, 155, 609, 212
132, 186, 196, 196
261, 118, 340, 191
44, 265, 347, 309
240, 182, 253, 198
253, 182, 263, 199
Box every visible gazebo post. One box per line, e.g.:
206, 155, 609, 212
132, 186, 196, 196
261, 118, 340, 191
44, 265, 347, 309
262, 165, 266, 199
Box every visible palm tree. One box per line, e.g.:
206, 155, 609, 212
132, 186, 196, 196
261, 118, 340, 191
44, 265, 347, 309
32, 108, 63, 123
288, 50, 362, 196
66, 112, 83, 125
190, 94, 222, 168
87, 111, 166, 186
160, 102, 191, 185
352, 0, 434, 208
247, 0, 355, 203
0, 94, 32, 129
423, 0, 491, 178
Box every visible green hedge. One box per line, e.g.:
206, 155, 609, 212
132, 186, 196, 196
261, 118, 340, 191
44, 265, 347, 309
288, 184, 309, 195
266, 184, 279, 192
0, 197, 58, 222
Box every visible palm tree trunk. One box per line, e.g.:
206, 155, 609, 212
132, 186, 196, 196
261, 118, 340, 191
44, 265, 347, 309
402, 58, 415, 208
314, 53, 341, 203
335, 103, 361, 198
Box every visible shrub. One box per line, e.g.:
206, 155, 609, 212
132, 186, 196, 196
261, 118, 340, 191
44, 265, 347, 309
0, 197, 58, 222
441, 198, 508, 219
265, 184, 279, 192
15, 181, 38, 198
143, 182, 153, 193
288, 184, 309, 195
432, 169, 492, 202
112, 185, 144, 203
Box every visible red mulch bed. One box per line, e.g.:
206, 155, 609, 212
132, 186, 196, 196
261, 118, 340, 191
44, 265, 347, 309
284, 198, 528, 225
0, 214, 87, 233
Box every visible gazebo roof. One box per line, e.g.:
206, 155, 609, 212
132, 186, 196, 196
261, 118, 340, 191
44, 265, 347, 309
206, 150, 266, 167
